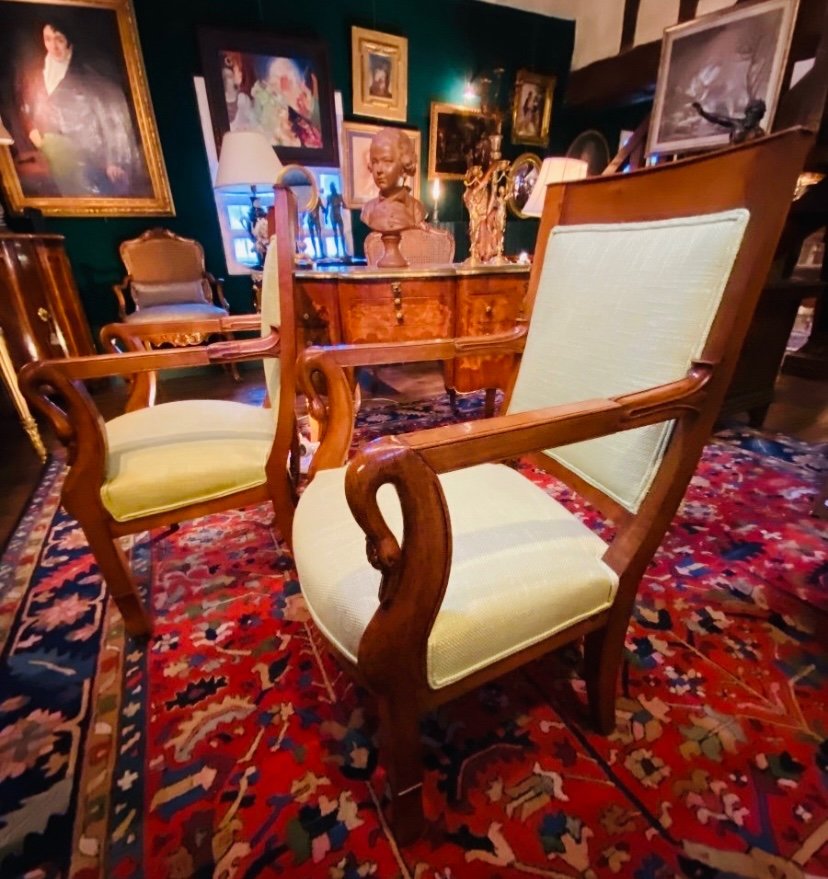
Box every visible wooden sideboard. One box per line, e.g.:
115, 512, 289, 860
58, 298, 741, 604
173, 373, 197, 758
294, 262, 531, 397
0, 233, 95, 456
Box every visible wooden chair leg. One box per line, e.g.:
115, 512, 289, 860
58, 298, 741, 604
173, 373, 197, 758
376, 695, 425, 845
78, 520, 153, 638
583, 625, 624, 734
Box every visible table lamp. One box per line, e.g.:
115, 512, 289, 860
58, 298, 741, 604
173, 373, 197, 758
522, 156, 589, 218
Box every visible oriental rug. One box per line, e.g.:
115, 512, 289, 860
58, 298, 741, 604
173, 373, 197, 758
1, 393, 827, 879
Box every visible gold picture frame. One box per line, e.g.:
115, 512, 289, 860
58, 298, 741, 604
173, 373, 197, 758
428, 102, 489, 181
0, 0, 173, 216
511, 69, 555, 148
341, 120, 421, 209
505, 152, 541, 219
351, 26, 408, 123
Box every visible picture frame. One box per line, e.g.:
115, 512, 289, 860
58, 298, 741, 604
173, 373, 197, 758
428, 102, 490, 180
351, 26, 408, 123
566, 130, 611, 176
505, 152, 541, 218
341, 120, 421, 209
511, 69, 555, 147
647, 0, 799, 157
0, 0, 173, 217
198, 27, 339, 168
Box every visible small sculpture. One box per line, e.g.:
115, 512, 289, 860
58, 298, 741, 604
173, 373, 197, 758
691, 98, 766, 144
360, 128, 426, 267
244, 197, 270, 268
463, 159, 509, 264
305, 198, 325, 259
325, 182, 348, 257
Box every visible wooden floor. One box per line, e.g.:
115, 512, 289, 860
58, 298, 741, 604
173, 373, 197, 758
1, 362, 826, 553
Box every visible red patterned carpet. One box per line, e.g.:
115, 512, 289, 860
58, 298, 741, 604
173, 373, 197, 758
0, 393, 826, 879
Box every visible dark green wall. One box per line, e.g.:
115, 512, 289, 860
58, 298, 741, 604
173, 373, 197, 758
12, 0, 574, 337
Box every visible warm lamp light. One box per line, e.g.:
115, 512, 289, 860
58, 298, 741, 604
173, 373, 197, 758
431, 178, 441, 222
214, 131, 283, 191
523, 157, 589, 218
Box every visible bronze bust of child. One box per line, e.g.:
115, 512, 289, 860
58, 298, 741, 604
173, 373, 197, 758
361, 128, 426, 234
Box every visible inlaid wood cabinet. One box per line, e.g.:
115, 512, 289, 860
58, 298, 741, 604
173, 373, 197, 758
293, 263, 530, 394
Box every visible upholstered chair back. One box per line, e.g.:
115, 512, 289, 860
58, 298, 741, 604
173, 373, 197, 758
259, 237, 282, 411
364, 225, 455, 267
507, 210, 749, 512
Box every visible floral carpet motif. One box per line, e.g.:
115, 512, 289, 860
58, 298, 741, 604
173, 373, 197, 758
0, 394, 826, 879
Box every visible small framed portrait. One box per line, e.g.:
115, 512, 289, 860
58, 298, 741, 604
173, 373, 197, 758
199, 27, 339, 167
428, 102, 490, 180
351, 26, 408, 123
341, 120, 421, 208
505, 152, 541, 219
647, 0, 798, 156
511, 69, 555, 147
566, 130, 611, 176
0, 0, 173, 216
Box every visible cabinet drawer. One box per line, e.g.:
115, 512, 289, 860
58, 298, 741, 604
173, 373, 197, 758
456, 276, 527, 336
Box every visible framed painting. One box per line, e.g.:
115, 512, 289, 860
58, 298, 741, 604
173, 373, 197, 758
505, 152, 541, 218
341, 120, 421, 208
428, 102, 490, 180
0, 0, 173, 217
351, 26, 407, 123
566, 129, 611, 176
511, 69, 555, 147
198, 27, 338, 168
647, 0, 799, 156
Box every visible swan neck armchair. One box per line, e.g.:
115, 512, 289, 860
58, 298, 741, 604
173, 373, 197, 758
293, 129, 815, 843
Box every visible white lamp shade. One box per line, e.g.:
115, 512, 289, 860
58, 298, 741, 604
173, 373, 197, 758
214, 131, 283, 189
0, 117, 13, 146
523, 156, 589, 217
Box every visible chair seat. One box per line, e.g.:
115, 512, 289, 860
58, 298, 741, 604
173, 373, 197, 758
295, 462, 618, 689
124, 303, 228, 323
102, 400, 275, 522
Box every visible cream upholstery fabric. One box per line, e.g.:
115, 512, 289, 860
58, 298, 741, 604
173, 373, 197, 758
259, 236, 281, 410
295, 462, 618, 689
101, 400, 275, 522
123, 303, 227, 323
508, 209, 749, 512
130, 280, 209, 308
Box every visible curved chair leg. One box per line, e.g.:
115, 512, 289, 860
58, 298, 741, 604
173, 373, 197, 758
376, 694, 425, 845
583, 625, 625, 735
76, 518, 153, 638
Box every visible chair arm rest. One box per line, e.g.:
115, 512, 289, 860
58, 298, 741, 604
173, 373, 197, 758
100, 315, 260, 345
397, 361, 716, 474
112, 278, 131, 321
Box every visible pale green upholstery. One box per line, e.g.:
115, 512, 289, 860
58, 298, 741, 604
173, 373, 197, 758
295, 462, 617, 688
260, 236, 281, 409
509, 210, 749, 512
102, 400, 275, 522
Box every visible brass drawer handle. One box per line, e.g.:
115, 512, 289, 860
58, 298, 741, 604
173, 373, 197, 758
37, 307, 51, 323
395, 309, 404, 324
484, 303, 493, 317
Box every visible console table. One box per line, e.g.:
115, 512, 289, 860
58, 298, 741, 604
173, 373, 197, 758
294, 262, 531, 406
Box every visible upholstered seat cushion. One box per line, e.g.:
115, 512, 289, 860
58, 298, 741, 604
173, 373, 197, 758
295, 462, 618, 689
124, 303, 228, 322
130, 279, 210, 308
102, 400, 275, 522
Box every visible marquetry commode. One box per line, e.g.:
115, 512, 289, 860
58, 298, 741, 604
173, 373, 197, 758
293, 262, 531, 403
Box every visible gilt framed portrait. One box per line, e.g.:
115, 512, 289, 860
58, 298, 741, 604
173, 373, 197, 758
351, 26, 408, 123
511, 69, 555, 147
428, 102, 490, 180
0, 0, 173, 217
505, 152, 541, 218
647, 0, 799, 156
341, 120, 421, 209
198, 27, 339, 168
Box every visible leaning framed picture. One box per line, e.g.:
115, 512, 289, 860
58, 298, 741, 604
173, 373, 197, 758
511, 69, 555, 147
0, 0, 173, 216
428, 102, 490, 180
351, 26, 408, 123
647, 0, 799, 157
198, 27, 339, 168
341, 120, 421, 209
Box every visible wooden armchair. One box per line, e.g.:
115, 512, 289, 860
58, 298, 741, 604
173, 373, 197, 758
19, 188, 311, 638
291, 129, 814, 843
364, 225, 455, 266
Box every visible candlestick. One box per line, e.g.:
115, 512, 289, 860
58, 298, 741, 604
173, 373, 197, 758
431, 178, 441, 223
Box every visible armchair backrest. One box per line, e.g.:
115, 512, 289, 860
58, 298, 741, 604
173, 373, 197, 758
119, 228, 212, 307
364, 225, 455, 266
505, 129, 813, 515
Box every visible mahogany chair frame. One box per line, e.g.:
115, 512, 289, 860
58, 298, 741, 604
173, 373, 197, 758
296, 129, 814, 842
19, 188, 302, 639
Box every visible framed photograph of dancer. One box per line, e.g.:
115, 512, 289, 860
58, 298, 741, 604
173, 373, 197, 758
199, 27, 339, 168
0, 0, 173, 216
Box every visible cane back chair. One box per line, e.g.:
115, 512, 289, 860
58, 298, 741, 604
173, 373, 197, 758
364, 225, 455, 267
291, 129, 814, 842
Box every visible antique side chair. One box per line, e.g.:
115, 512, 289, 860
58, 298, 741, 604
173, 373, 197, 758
291, 130, 814, 842
20, 188, 309, 638
364, 225, 455, 266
